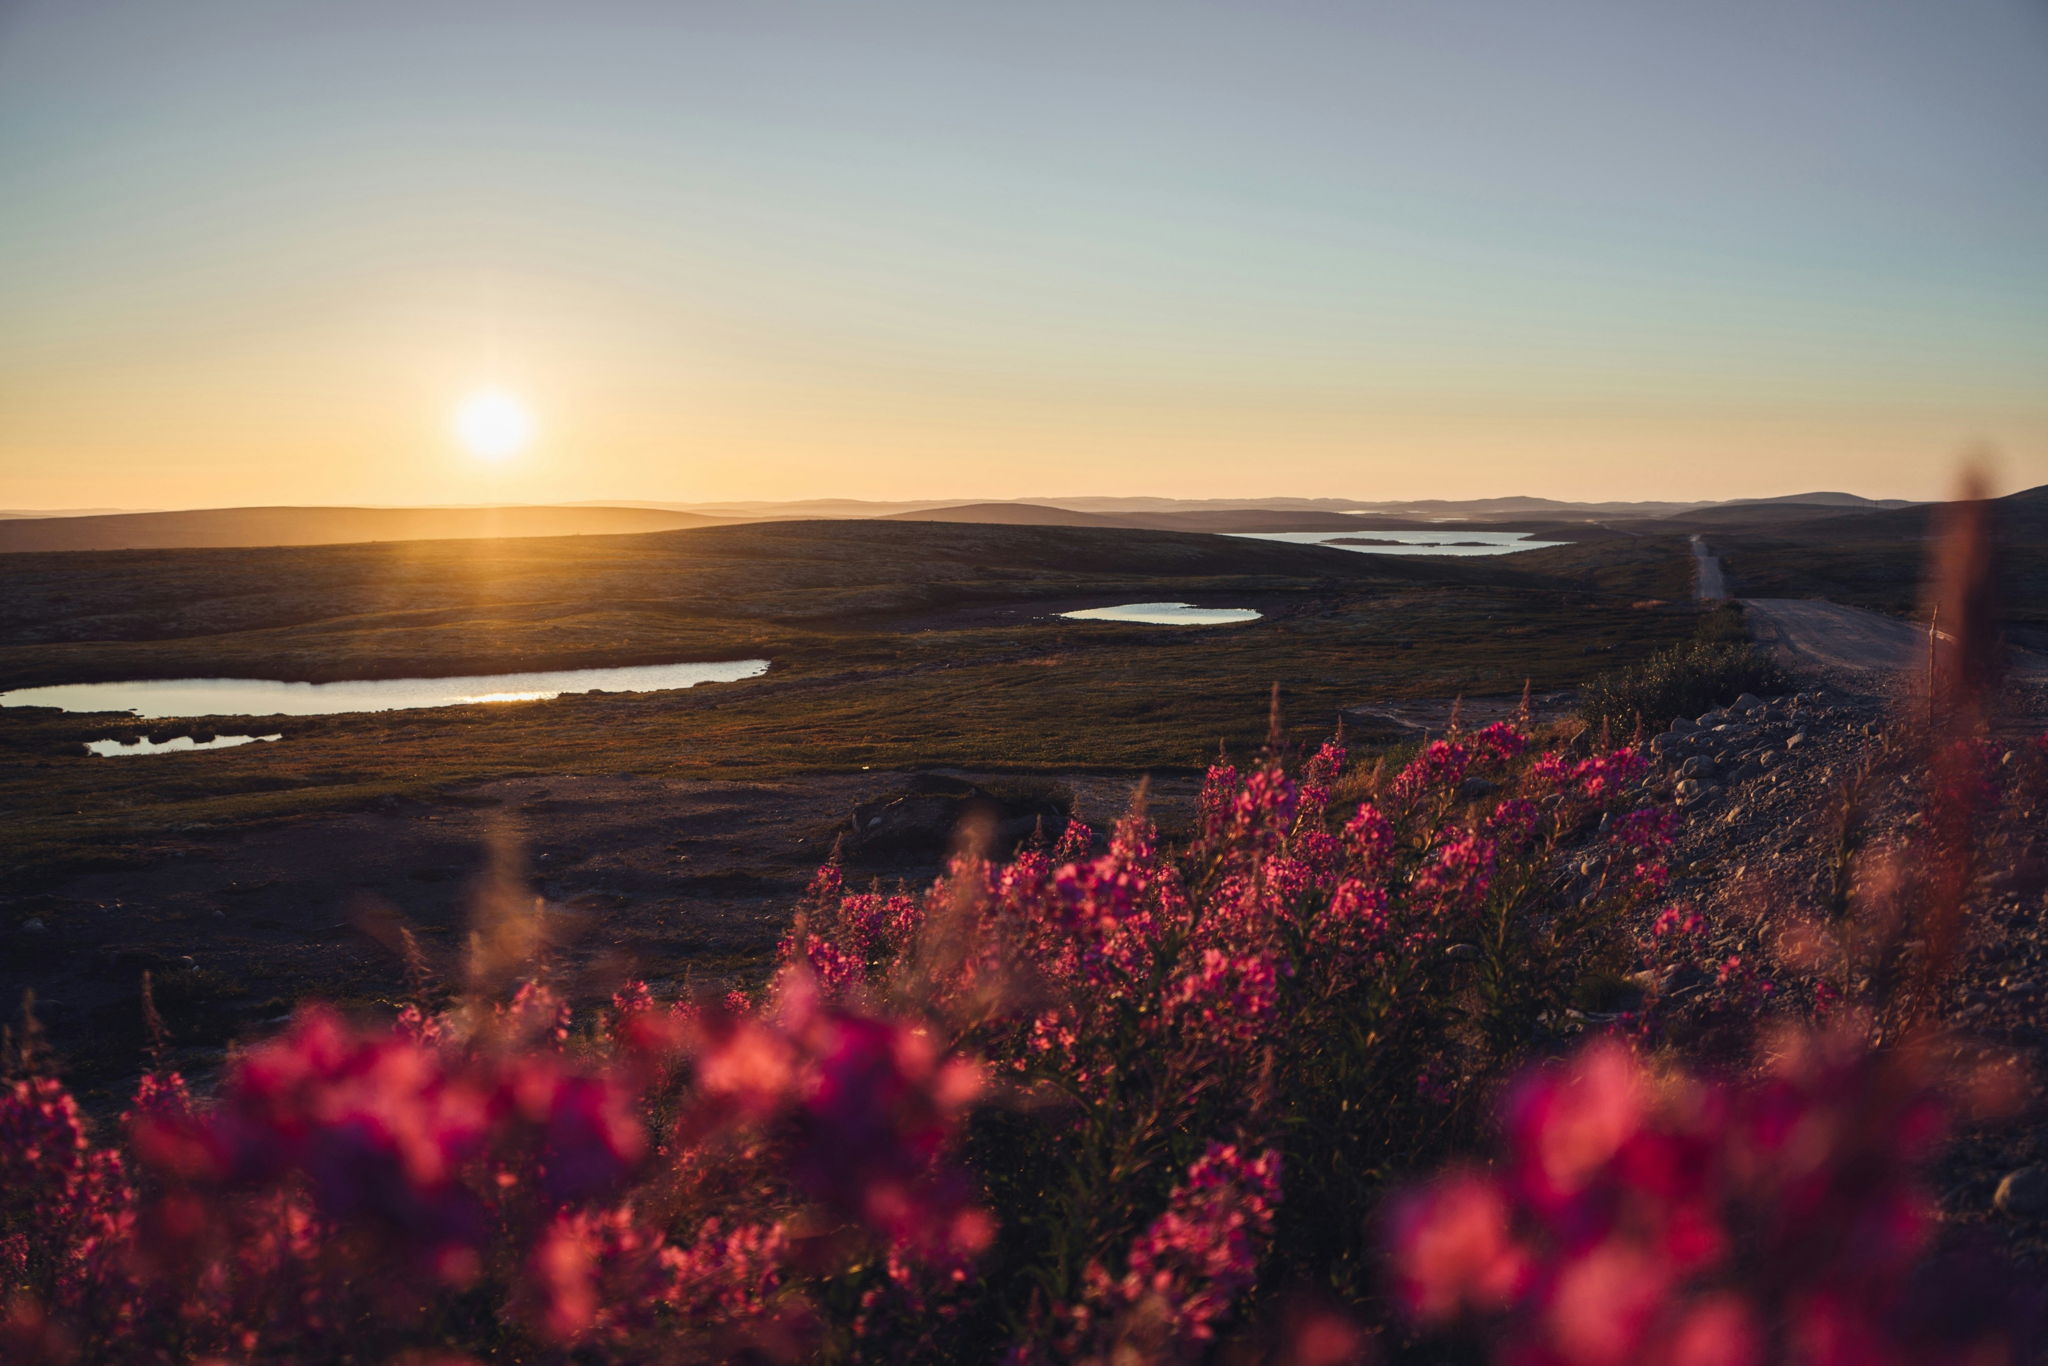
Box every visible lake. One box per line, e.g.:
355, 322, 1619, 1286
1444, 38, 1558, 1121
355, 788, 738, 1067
86, 733, 283, 756
1058, 602, 1262, 625
1, 659, 771, 719
1226, 529, 1567, 556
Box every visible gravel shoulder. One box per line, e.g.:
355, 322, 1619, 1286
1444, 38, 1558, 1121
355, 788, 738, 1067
1635, 669, 2048, 1265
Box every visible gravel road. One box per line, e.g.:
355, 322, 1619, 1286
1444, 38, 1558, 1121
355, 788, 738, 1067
1690, 535, 1727, 601
1742, 597, 2048, 681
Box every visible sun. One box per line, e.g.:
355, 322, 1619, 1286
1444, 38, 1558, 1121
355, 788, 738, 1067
453, 388, 534, 460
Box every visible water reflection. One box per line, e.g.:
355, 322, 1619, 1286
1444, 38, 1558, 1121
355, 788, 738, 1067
1058, 602, 1262, 625
86, 733, 283, 756
3, 659, 771, 719
1226, 530, 1566, 556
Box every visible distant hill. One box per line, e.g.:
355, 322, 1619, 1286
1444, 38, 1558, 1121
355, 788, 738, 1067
1725, 491, 1916, 509
0, 505, 740, 554
881, 502, 1130, 527
881, 502, 1424, 533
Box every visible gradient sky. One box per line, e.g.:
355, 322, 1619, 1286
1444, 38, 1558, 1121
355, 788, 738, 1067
3, 0, 2045, 509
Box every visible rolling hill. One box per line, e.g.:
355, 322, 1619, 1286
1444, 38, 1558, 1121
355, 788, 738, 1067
0, 505, 740, 554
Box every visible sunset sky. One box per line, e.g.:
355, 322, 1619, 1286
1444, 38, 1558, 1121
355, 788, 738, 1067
3, 0, 2045, 510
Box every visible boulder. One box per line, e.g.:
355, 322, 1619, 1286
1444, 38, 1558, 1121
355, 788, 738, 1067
1994, 1167, 2048, 1218
847, 774, 1072, 860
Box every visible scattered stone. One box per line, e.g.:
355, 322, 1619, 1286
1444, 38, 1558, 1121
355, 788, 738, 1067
1993, 1167, 2048, 1218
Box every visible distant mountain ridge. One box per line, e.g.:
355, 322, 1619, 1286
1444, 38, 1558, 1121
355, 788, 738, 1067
0, 490, 1938, 554
0, 505, 738, 554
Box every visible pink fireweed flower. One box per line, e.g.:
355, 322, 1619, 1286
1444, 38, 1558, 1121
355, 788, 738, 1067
137, 1008, 495, 1280
1504, 1039, 1648, 1208
1342, 801, 1396, 872
2, 1075, 136, 1313
1483, 797, 1542, 852
1412, 829, 1498, 919
499, 1061, 649, 1207
1390, 1031, 2009, 1366
1226, 766, 1301, 857
1303, 737, 1348, 788
1171, 948, 1286, 1049
1076, 1143, 1283, 1353
698, 972, 991, 1261
1473, 722, 1530, 766
1197, 760, 1242, 841
1387, 1170, 1525, 1319
1390, 741, 1471, 813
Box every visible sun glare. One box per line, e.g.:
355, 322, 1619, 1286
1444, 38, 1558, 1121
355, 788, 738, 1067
453, 389, 534, 460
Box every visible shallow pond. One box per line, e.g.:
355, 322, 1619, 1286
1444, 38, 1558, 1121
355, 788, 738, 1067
1058, 602, 1262, 625
1227, 529, 1567, 556
86, 733, 283, 756
2, 659, 771, 719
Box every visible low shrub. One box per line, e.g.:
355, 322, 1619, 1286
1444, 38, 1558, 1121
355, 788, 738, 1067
1, 718, 2032, 1364
1578, 613, 1788, 734
1, 724, 1678, 1363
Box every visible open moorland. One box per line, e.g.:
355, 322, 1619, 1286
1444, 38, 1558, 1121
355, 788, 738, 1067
0, 518, 1700, 1097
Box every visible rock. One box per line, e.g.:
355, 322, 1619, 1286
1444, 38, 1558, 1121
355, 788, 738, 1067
1786, 731, 1810, 751
1444, 943, 1482, 962
1669, 717, 1700, 734
1729, 761, 1763, 784
1675, 778, 1716, 804
21, 918, 46, 933
847, 775, 1071, 860
1734, 692, 1763, 710
1457, 776, 1501, 801
1993, 1167, 2048, 1218
1680, 755, 1718, 780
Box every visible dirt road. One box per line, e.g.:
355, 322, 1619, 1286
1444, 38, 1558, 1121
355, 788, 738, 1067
1743, 597, 2048, 681
1690, 536, 1728, 601
1741, 597, 1929, 673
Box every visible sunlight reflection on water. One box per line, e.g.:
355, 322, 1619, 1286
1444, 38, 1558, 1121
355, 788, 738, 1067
3, 659, 771, 719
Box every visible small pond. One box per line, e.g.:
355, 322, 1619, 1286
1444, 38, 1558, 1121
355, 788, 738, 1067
1058, 602, 1262, 625
1, 659, 771, 719
86, 733, 283, 757
1226, 530, 1567, 556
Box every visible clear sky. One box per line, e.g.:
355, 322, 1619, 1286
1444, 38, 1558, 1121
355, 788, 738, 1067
3, 0, 2045, 509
